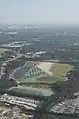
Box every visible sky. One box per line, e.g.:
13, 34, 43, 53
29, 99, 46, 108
0, 0, 79, 24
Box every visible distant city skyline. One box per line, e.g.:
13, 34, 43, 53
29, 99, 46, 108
0, 0, 79, 24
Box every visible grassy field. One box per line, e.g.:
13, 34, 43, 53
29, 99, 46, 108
36, 76, 63, 82
9, 86, 53, 97
12, 61, 71, 84
50, 63, 70, 79
0, 48, 9, 53
36, 62, 70, 82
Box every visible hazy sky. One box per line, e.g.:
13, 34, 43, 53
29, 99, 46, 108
0, 0, 79, 24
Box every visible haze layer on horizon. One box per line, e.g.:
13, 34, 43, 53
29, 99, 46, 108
0, 0, 79, 24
